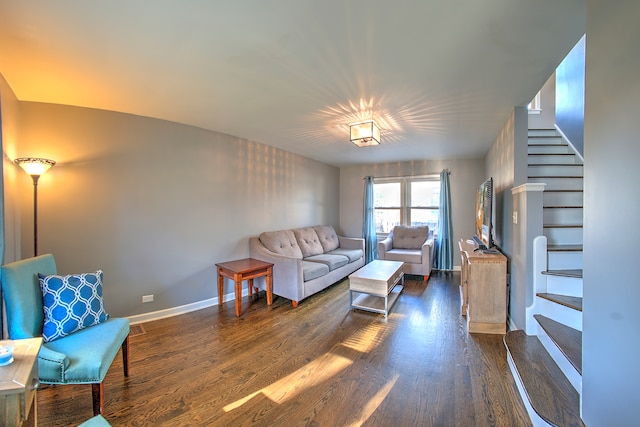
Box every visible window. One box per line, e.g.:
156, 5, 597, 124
373, 176, 440, 234
528, 90, 541, 114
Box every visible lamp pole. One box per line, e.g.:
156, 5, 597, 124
14, 158, 56, 257
31, 174, 40, 256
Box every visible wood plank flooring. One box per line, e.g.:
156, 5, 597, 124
36, 272, 531, 427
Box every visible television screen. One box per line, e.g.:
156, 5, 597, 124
474, 177, 493, 249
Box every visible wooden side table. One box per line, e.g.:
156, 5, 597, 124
216, 258, 274, 317
0, 337, 42, 427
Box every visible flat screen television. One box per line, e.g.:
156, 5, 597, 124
473, 177, 494, 250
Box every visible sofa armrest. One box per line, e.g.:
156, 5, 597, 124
337, 236, 365, 251
249, 237, 304, 302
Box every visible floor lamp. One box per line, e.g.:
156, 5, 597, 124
14, 157, 56, 257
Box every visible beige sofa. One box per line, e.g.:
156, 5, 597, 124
249, 225, 365, 307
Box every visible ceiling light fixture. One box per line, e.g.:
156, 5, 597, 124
350, 120, 381, 147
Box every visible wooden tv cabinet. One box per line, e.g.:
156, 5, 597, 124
458, 239, 507, 334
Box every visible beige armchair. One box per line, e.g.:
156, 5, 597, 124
377, 225, 434, 282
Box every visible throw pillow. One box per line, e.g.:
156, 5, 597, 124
38, 270, 109, 342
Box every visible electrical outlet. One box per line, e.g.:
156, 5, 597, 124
142, 295, 154, 303
512, 211, 518, 224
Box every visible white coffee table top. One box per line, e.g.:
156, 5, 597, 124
349, 260, 403, 281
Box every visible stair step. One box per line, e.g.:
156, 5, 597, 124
504, 330, 584, 427
528, 128, 559, 137
548, 244, 583, 252
528, 145, 573, 155
529, 177, 583, 191
543, 269, 583, 278
537, 293, 583, 312
544, 191, 583, 208
534, 315, 582, 375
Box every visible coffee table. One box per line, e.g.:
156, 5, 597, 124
349, 260, 404, 317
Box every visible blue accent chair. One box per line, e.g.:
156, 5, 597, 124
1, 254, 130, 416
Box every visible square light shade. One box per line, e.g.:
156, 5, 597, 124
350, 120, 381, 147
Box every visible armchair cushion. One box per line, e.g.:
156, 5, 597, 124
38, 270, 109, 342
392, 225, 429, 249
39, 318, 129, 383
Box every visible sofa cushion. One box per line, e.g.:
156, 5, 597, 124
385, 248, 423, 264
327, 248, 364, 263
293, 227, 324, 257
301, 260, 330, 281
260, 230, 303, 259
392, 226, 429, 249
313, 225, 340, 252
38, 271, 109, 343
304, 254, 349, 271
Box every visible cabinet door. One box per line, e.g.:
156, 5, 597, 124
460, 252, 469, 315
467, 260, 507, 333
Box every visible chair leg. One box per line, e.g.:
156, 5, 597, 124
92, 382, 104, 415
122, 334, 130, 377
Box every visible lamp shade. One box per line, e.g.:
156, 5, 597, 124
350, 120, 381, 147
14, 158, 56, 176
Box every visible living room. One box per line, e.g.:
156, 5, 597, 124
1, 1, 638, 426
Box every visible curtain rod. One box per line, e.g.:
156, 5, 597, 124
363, 171, 449, 180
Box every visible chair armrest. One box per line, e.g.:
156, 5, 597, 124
38, 345, 70, 383
377, 234, 392, 258
421, 236, 435, 270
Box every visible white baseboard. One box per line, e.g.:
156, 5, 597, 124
127, 289, 249, 325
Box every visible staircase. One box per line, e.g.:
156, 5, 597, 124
505, 129, 585, 427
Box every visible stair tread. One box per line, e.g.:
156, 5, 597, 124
529, 163, 582, 165
543, 269, 583, 278
537, 293, 583, 312
534, 314, 582, 374
548, 244, 583, 252
504, 330, 584, 427
529, 176, 584, 178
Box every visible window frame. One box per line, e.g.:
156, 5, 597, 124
373, 175, 440, 237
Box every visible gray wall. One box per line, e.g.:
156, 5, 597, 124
582, 1, 639, 424
339, 158, 484, 269
485, 106, 528, 325
528, 72, 557, 130
8, 101, 340, 318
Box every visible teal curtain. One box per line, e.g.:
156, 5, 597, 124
435, 169, 453, 270
363, 176, 377, 263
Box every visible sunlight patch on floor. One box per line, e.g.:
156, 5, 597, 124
346, 374, 399, 427
223, 352, 352, 412
224, 318, 397, 413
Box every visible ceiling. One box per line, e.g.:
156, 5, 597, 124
0, 1, 585, 167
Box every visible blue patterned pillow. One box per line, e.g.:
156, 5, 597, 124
38, 270, 109, 342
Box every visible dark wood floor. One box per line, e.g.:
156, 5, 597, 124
37, 272, 531, 427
